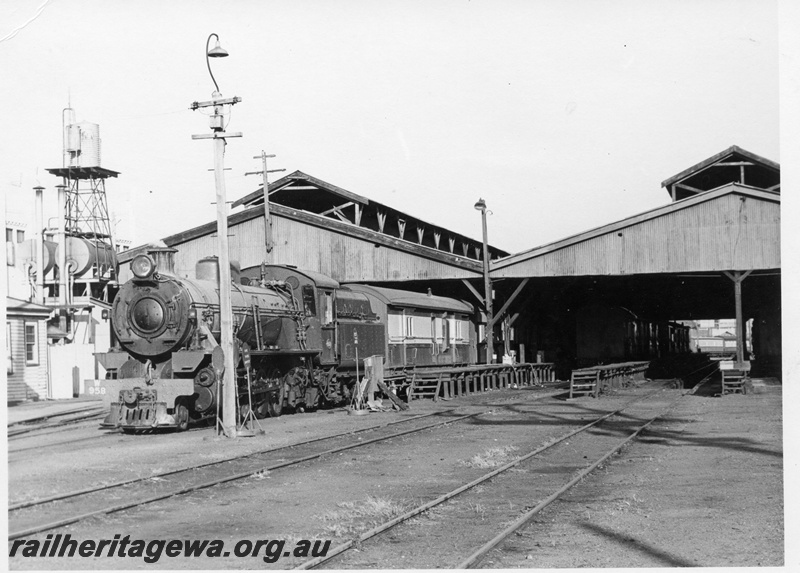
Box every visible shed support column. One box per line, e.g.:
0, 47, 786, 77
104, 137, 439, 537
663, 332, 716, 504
723, 270, 753, 365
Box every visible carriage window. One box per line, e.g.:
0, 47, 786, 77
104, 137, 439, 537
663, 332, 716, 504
388, 313, 404, 341
409, 315, 432, 341
302, 285, 316, 316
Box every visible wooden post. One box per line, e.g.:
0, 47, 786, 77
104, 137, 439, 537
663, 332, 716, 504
260, 152, 275, 256
213, 124, 237, 438
723, 270, 753, 365
245, 152, 285, 262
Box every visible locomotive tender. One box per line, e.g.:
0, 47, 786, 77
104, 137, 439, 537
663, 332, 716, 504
98, 254, 477, 431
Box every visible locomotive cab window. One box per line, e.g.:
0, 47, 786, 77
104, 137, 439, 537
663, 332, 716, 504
302, 285, 317, 316
321, 291, 334, 325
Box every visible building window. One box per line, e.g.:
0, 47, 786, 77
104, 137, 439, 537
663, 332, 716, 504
5, 228, 12, 242
6, 322, 12, 375
16, 229, 24, 243
24, 322, 38, 365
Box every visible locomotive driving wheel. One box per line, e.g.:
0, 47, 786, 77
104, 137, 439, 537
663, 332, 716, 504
256, 367, 285, 418
174, 399, 190, 432
266, 383, 285, 418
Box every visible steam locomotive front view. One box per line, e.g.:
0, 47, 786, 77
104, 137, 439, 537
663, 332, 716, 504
98, 254, 325, 431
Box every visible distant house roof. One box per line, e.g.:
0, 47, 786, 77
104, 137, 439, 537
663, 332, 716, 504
6, 297, 52, 318
661, 145, 779, 201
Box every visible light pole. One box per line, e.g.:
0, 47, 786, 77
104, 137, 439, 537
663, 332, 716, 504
191, 33, 242, 438
474, 198, 493, 363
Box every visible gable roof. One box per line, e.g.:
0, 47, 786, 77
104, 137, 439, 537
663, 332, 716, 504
7, 297, 52, 317
230, 170, 509, 262
492, 183, 780, 276
661, 145, 779, 200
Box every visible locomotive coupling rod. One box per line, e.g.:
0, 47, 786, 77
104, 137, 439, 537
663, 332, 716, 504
190, 96, 242, 109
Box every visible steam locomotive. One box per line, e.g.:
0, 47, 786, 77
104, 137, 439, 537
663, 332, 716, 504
97, 254, 477, 431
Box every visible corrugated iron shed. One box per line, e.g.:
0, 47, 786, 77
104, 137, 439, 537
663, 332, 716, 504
162, 200, 488, 283
491, 183, 779, 278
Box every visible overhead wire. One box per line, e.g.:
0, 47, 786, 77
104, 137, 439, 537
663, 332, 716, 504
0, 0, 53, 43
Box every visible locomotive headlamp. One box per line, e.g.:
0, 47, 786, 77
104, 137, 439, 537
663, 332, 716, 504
131, 254, 156, 280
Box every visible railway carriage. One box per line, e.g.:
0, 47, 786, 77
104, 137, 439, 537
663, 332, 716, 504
343, 284, 476, 369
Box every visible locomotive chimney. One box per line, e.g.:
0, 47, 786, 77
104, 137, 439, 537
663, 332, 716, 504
147, 246, 178, 275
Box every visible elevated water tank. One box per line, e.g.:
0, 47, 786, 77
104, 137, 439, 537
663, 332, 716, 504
64, 122, 101, 167
76, 122, 101, 167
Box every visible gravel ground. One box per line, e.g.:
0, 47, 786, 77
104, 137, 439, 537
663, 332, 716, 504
7, 379, 783, 569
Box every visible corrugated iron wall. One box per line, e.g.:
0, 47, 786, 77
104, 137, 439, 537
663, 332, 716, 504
170, 214, 482, 283
494, 194, 779, 277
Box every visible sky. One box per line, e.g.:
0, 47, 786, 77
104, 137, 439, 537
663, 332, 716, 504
0, 0, 783, 256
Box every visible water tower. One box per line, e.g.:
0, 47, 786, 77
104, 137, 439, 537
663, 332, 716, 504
45, 106, 120, 304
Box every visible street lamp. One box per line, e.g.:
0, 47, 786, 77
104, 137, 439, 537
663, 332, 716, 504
206, 33, 228, 93
474, 198, 493, 363
191, 33, 242, 438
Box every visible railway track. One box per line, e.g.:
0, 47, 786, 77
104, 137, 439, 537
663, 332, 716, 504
294, 387, 685, 569
8, 406, 107, 438
9, 407, 488, 539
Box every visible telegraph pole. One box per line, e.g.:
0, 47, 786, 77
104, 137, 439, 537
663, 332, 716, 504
191, 33, 242, 438
245, 152, 285, 261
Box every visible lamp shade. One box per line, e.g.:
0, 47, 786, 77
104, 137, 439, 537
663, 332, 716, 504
208, 39, 228, 58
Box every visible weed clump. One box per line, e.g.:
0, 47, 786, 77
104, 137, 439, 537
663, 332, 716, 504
460, 445, 519, 468
318, 496, 407, 537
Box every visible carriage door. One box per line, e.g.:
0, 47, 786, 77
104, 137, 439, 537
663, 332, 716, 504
319, 290, 336, 365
